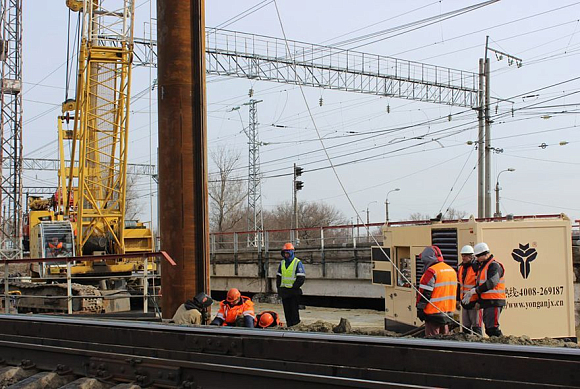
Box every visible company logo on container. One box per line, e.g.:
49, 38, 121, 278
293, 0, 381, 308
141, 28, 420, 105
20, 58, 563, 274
511, 243, 537, 279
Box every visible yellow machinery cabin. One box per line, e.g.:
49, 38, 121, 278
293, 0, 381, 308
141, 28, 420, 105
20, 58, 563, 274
372, 215, 575, 339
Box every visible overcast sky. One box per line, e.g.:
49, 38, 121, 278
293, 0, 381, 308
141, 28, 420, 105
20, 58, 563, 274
22, 1, 580, 231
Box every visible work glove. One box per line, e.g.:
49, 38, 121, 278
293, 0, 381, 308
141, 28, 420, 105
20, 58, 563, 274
417, 309, 426, 322
461, 288, 476, 305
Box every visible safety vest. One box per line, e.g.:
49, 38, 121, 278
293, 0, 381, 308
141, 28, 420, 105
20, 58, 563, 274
421, 261, 457, 315
216, 296, 255, 325
48, 242, 63, 250
458, 263, 478, 302
476, 259, 506, 300
280, 257, 301, 288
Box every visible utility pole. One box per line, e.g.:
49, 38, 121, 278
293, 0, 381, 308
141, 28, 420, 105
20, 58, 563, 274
366, 201, 377, 242
484, 36, 492, 217
245, 99, 264, 247
477, 58, 485, 218
0, 0, 23, 260
495, 168, 515, 217
385, 188, 400, 224
293, 164, 303, 243
483, 36, 522, 218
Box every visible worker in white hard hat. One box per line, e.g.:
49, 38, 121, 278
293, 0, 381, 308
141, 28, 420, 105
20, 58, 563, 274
457, 245, 482, 335
462, 242, 506, 337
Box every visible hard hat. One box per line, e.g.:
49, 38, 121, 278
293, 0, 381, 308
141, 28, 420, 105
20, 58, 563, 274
282, 242, 295, 251
226, 288, 241, 303
431, 245, 444, 262
474, 242, 490, 256
460, 245, 474, 255
258, 312, 274, 328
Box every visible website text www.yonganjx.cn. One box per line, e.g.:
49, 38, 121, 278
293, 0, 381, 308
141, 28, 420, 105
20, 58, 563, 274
505, 299, 564, 310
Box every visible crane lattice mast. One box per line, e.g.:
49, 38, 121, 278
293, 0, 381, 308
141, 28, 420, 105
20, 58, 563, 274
66, 0, 134, 254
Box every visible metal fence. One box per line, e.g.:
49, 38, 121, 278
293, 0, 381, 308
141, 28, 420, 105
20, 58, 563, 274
210, 222, 385, 254
0, 252, 175, 315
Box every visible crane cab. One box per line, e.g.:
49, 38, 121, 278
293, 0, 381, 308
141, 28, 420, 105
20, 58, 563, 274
30, 220, 75, 277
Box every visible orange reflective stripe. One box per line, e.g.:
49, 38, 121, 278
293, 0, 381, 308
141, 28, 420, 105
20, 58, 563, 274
459, 265, 478, 302
221, 296, 255, 324
477, 259, 506, 300
422, 262, 457, 315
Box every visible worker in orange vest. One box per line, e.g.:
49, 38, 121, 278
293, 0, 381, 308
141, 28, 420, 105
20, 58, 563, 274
210, 288, 255, 328
255, 311, 283, 328
457, 245, 482, 335
47, 237, 64, 257
416, 246, 458, 336
463, 242, 506, 337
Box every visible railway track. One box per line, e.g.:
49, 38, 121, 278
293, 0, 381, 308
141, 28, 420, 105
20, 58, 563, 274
0, 315, 578, 388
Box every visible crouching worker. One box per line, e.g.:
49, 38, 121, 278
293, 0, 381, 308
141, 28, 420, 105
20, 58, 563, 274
171, 292, 214, 325
210, 288, 255, 328
255, 311, 283, 329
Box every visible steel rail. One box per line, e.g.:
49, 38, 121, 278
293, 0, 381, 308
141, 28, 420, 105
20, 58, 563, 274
0, 334, 548, 389
0, 315, 577, 388
0, 339, 418, 388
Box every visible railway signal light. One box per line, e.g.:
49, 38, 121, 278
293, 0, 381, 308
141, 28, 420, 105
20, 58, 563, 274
294, 166, 303, 177
295, 181, 304, 191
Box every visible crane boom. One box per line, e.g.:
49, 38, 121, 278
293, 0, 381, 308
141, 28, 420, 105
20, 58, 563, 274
67, 0, 134, 255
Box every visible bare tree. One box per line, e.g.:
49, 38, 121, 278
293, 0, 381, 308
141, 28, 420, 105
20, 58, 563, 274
264, 201, 347, 245
409, 212, 431, 221
208, 147, 246, 233
443, 208, 469, 220
408, 208, 468, 221
125, 174, 144, 220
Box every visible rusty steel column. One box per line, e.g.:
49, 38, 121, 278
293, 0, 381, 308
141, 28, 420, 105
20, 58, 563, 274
157, 0, 210, 318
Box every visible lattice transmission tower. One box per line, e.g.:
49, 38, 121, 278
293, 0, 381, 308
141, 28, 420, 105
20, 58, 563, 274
245, 99, 263, 247
0, 0, 23, 260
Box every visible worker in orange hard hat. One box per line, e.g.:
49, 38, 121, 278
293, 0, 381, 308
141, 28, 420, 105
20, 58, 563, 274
47, 236, 64, 257
210, 288, 255, 328
276, 242, 305, 327
255, 310, 283, 329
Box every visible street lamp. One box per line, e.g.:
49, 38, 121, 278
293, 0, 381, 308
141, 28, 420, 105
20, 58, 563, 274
495, 168, 515, 217
366, 201, 377, 242
385, 188, 400, 223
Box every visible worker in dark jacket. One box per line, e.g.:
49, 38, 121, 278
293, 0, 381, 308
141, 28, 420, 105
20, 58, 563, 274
171, 292, 213, 325
276, 243, 305, 327
462, 242, 505, 337
457, 245, 482, 335
416, 246, 457, 336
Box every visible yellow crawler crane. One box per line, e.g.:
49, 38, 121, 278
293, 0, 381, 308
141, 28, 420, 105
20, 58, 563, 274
12, 0, 155, 314
64, 0, 134, 257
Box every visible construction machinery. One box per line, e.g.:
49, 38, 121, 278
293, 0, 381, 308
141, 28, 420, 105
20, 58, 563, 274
11, 0, 156, 313
372, 214, 575, 339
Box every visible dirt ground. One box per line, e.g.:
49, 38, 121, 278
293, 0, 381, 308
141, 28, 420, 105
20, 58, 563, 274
250, 301, 578, 348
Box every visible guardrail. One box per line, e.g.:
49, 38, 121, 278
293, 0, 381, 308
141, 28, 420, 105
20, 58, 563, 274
0, 252, 176, 315
210, 222, 386, 254
211, 214, 573, 254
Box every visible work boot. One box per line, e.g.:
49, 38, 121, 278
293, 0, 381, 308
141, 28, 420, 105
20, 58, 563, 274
471, 326, 483, 336
486, 327, 503, 337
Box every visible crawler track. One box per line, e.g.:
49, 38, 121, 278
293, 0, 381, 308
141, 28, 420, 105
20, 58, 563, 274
0, 315, 578, 388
